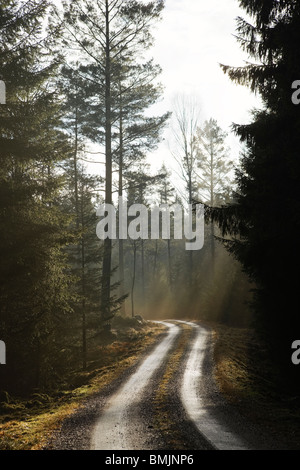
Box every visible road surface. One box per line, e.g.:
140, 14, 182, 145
91, 322, 180, 450
48, 321, 278, 450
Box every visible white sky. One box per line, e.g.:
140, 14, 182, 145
143, 0, 261, 176
85, 0, 262, 195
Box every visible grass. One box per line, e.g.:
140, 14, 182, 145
211, 321, 300, 450
152, 322, 193, 449
0, 319, 166, 450
2, 318, 299, 450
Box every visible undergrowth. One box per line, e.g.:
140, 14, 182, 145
0, 318, 165, 450
211, 322, 300, 450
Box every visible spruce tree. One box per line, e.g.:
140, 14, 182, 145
210, 0, 300, 387
0, 0, 75, 393
62, 161, 104, 370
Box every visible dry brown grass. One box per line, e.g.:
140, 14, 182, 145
152, 323, 193, 449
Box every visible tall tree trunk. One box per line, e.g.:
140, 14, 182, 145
101, 0, 113, 325
153, 239, 158, 279
141, 239, 145, 313
188, 173, 193, 284
74, 105, 79, 232
80, 186, 87, 370
118, 83, 126, 316
73, 101, 86, 369
131, 242, 137, 318
210, 143, 215, 277
167, 238, 173, 291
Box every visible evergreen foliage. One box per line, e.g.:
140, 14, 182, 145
0, 0, 76, 393
209, 0, 300, 386
59, 0, 168, 324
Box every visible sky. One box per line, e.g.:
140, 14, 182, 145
141, 0, 261, 175
86, 0, 263, 193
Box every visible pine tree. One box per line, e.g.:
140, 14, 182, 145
59, 0, 166, 326
114, 60, 170, 315
195, 119, 234, 206
195, 118, 234, 275
155, 164, 177, 291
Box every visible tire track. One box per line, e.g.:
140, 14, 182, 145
90, 321, 180, 450
149, 322, 213, 450
49, 320, 275, 450
179, 321, 250, 450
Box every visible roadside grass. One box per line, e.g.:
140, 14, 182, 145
2, 318, 299, 450
0, 319, 165, 450
211, 322, 300, 450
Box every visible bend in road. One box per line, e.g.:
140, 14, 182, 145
180, 320, 250, 450
91, 320, 251, 451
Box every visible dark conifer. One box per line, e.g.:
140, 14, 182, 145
209, 0, 300, 387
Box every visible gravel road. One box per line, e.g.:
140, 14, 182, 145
46, 321, 282, 451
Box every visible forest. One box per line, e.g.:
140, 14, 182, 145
1, 0, 300, 402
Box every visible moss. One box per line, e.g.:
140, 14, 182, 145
0, 321, 165, 450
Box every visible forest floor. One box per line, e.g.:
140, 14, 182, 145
0, 317, 299, 450
211, 321, 300, 450
0, 317, 166, 450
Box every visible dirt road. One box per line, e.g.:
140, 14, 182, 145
90, 322, 180, 450
48, 321, 278, 450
